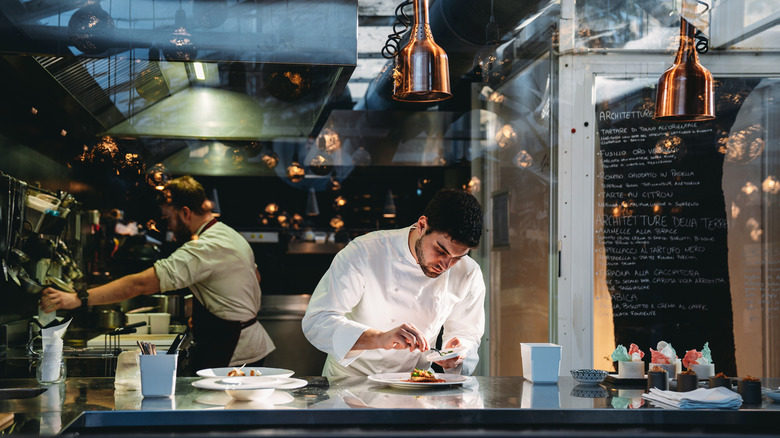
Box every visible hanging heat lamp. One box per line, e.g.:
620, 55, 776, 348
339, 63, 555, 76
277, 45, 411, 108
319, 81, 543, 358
163, 2, 198, 62
390, 0, 451, 102
654, 15, 714, 121
68, 1, 116, 55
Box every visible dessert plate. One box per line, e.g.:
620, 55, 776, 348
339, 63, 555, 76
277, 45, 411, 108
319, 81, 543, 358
368, 373, 472, 389
196, 367, 294, 378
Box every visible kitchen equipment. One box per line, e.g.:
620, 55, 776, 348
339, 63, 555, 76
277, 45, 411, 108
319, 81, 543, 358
97, 309, 125, 330
166, 329, 190, 355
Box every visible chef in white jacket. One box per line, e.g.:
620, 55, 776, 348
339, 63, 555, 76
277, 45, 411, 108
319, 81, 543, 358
302, 188, 485, 377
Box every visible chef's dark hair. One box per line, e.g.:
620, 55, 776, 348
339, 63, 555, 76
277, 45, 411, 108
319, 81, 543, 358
423, 187, 483, 248
158, 176, 210, 215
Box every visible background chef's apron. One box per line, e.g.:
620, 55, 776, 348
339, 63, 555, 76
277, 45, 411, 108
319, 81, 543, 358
184, 218, 258, 371
189, 298, 257, 371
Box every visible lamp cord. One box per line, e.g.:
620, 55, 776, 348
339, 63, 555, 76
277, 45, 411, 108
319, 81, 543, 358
693, 0, 709, 54
381, 0, 414, 59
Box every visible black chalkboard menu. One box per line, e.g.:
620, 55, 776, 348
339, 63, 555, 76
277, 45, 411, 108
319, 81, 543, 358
594, 78, 761, 376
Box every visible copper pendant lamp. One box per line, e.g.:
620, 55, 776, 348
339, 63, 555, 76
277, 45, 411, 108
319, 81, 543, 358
392, 0, 452, 102
654, 17, 715, 121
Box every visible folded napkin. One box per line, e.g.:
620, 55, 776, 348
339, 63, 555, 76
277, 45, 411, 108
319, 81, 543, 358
642, 387, 742, 409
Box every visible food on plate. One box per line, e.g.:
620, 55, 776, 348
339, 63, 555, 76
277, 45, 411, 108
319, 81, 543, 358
406, 368, 444, 383
226, 367, 261, 377
227, 368, 245, 377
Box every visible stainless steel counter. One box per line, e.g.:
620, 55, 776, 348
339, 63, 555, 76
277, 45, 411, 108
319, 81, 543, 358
1, 376, 778, 436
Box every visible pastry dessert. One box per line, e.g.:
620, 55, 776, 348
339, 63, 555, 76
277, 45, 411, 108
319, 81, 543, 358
649, 341, 677, 376
611, 343, 645, 378
683, 342, 714, 378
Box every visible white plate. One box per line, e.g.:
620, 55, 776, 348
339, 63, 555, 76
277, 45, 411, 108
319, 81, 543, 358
192, 377, 308, 391
368, 372, 472, 388
766, 391, 780, 402
196, 367, 295, 378
425, 347, 465, 362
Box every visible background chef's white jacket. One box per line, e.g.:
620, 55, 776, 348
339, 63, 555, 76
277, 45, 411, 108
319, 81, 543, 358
155, 221, 275, 366
302, 226, 486, 377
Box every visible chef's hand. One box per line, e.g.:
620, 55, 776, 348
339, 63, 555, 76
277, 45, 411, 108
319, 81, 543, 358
384, 323, 428, 352
433, 337, 464, 370
39, 287, 79, 313
355, 324, 428, 353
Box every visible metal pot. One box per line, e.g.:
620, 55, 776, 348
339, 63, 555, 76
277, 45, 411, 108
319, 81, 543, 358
150, 293, 192, 320
97, 309, 125, 330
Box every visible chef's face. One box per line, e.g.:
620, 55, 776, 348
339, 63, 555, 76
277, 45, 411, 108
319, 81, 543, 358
414, 229, 471, 278
160, 204, 191, 243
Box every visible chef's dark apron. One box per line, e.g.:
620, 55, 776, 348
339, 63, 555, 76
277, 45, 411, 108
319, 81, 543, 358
186, 218, 258, 371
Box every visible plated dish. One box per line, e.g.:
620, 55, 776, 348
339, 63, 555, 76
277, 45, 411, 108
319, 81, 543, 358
192, 377, 308, 391
368, 372, 472, 388
196, 367, 295, 378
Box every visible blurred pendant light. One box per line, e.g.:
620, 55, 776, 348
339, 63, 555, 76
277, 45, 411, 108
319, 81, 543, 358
391, 0, 451, 102
68, 1, 116, 55
287, 152, 305, 183
306, 188, 320, 216
473, 0, 500, 84
263, 64, 312, 102
136, 46, 170, 101
654, 5, 714, 122
383, 189, 397, 218
163, 1, 198, 62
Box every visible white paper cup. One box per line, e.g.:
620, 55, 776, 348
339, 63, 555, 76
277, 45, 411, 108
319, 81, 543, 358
520, 343, 562, 383
140, 354, 177, 397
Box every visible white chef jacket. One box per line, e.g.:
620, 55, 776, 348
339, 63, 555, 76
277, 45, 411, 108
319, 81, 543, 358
302, 225, 485, 377
154, 220, 275, 366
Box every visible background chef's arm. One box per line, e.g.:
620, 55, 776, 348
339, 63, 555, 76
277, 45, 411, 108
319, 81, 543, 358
84, 267, 161, 306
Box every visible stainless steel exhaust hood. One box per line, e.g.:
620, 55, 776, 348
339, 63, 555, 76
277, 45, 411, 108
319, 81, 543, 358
0, 0, 357, 142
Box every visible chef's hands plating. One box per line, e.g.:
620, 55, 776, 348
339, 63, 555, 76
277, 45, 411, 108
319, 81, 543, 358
354, 323, 429, 352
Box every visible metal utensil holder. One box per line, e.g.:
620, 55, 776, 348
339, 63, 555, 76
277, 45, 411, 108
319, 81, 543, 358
102, 329, 130, 377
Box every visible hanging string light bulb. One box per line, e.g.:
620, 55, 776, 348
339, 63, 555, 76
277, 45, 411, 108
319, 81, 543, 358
68, 1, 116, 55
136, 46, 169, 101
473, 0, 500, 84
163, 1, 198, 62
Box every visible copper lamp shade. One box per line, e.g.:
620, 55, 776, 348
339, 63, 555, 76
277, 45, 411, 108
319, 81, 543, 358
392, 0, 452, 102
654, 18, 715, 122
